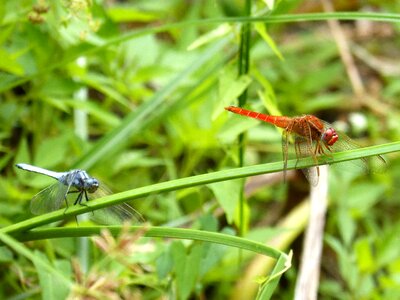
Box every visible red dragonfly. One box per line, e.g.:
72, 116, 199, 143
225, 106, 385, 185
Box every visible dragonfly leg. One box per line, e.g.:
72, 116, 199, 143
82, 191, 95, 216
84, 190, 89, 202
63, 193, 70, 210
282, 132, 290, 182
317, 143, 334, 162
322, 145, 334, 157
73, 191, 83, 205
294, 140, 302, 168
62, 190, 79, 214
76, 190, 94, 216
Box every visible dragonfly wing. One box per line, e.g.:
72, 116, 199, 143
30, 182, 69, 215
300, 167, 319, 186
320, 120, 386, 172
295, 136, 320, 186
281, 131, 290, 171
91, 203, 143, 225
83, 184, 143, 225
294, 136, 321, 164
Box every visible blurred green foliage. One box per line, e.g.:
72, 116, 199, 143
1, 0, 400, 299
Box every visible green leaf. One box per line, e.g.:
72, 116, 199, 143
156, 248, 174, 279
34, 135, 71, 168
355, 238, 374, 273
0, 48, 25, 75
346, 183, 385, 216
170, 241, 202, 300
254, 23, 284, 61
208, 179, 242, 224
0, 247, 13, 262
336, 207, 356, 247
34, 252, 71, 300
107, 6, 159, 22
256, 251, 292, 300
325, 235, 358, 290
218, 66, 252, 106
178, 242, 203, 300
15, 137, 31, 166
187, 23, 231, 50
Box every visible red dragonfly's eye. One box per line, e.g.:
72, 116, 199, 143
322, 128, 338, 146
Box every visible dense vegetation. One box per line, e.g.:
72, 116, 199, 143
1, 1, 400, 299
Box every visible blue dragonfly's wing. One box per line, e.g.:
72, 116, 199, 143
80, 184, 143, 225
30, 181, 69, 215
90, 202, 144, 225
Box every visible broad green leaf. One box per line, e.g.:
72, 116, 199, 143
208, 179, 242, 224
0, 48, 25, 75
336, 207, 356, 247
182, 243, 203, 300
218, 65, 252, 106
156, 248, 174, 279
355, 238, 374, 273
325, 234, 358, 290
171, 241, 203, 300
34, 135, 70, 168
346, 183, 385, 216
34, 251, 71, 300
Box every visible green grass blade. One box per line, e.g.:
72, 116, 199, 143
256, 252, 292, 300
14, 226, 284, 260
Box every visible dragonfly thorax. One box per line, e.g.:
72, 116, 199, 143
321, 127, 338, 146
62, 170, 99, 193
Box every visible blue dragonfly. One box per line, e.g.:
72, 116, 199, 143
16, 163, 141, 224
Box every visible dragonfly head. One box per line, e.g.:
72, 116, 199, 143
322, 127, 338, 146
85, 178, 99, 193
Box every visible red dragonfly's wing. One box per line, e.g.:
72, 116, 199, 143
320, 120, 386, 173
283, 119, 321, 186
294, 135, 320, 186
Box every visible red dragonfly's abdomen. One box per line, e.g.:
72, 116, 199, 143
225, 106, 291, 129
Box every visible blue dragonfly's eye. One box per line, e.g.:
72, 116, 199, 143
86, 178, 99, 193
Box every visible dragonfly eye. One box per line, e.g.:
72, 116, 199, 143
322, 128, 338, 146
86, 178, 99, 193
